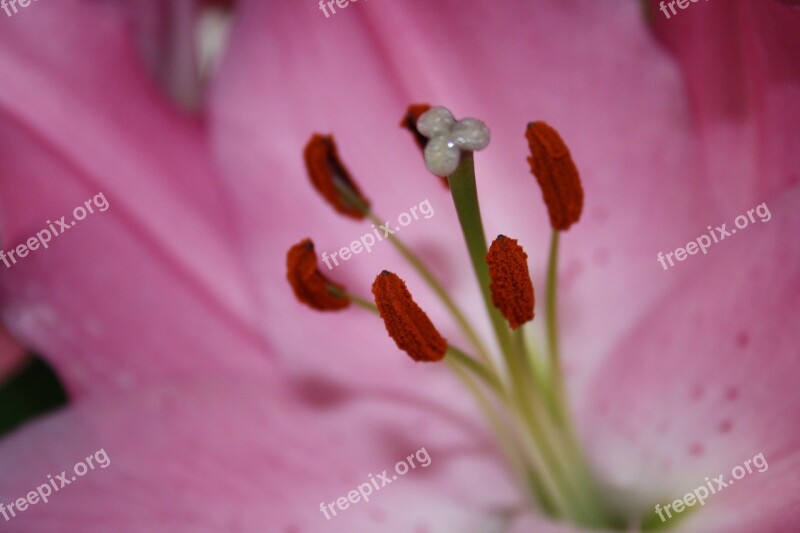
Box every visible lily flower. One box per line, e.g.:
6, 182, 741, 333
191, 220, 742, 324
0, 0, 797, 531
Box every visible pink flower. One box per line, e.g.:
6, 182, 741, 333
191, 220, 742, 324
0, 0, 797, 531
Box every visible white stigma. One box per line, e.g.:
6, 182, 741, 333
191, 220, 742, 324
416, 106, 456, 138
416, 106, 491, 177
423, 136, 461, 178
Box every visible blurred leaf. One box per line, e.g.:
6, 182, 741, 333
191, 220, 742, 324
0, 354, 68, 438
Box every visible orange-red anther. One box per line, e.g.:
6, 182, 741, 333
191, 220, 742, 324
372, 271, 447, 362
304, 134, 370, 220
525, 121, 584, 231
287, 239, 350, 311
400, 103, 433, 151
486, 235, 535, 329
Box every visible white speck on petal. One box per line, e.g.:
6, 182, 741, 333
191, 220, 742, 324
3, 304, 62, 339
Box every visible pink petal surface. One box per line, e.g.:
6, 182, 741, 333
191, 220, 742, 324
581, 185, 800, 531
650, 0, 800, 212
0, 375, 517, 532
0, 0, 270, 396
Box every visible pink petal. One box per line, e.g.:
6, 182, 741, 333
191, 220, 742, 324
650, 0, 800, 213
508, 515, 607, 533
0, 0, 270, 396
581, 185, 800, 530
0, 376, 515, 531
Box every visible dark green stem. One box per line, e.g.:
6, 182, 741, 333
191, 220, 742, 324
447, 154, 515, 364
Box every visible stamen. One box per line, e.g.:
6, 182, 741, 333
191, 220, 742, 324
525, 122, 584, 231
303, 134, 370, 219
486, 235, 535, 329
371, 271, 447, 362
286, 239, 350, 311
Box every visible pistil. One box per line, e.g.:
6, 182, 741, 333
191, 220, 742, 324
446, 154, 516, 365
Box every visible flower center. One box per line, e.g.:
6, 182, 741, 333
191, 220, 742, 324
286, 105, 633, 529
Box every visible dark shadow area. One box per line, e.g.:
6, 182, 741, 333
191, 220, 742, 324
0, 353, 68, 439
